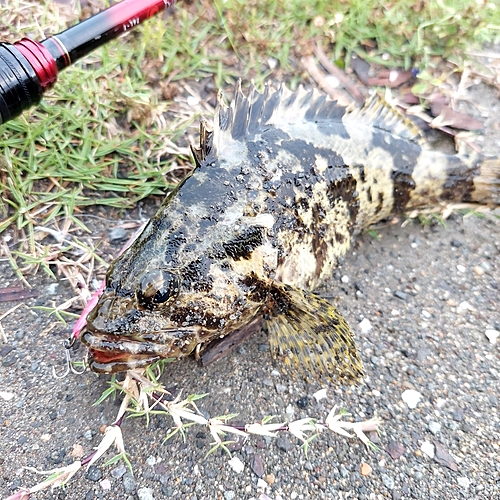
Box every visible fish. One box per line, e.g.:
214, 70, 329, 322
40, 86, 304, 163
81, 82, 500, 383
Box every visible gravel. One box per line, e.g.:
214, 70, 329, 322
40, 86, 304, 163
1, 77, 499, 500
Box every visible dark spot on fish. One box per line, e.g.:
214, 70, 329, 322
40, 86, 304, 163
221, 226, 264, 260
376, 192, 384, 214
391, 168, 416, 213
182, 257, 213, 292
439, 159, 479, 202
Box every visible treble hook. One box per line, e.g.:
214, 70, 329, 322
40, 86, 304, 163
52, 336, 87, 379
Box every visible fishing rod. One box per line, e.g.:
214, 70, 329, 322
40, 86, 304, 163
0, 0, 179, 125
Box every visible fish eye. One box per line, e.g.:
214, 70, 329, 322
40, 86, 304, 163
136, 269, 180, 310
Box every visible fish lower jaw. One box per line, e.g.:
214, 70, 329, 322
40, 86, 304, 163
81, 330, 197, 373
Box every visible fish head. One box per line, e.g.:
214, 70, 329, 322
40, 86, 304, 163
82, 224, 273, 373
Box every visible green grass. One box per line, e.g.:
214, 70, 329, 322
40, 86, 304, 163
0, 0, 499, 276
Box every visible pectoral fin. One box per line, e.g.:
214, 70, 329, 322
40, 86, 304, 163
265, 282, 363, 384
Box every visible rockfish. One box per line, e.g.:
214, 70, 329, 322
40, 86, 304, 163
82, 83, 499, 383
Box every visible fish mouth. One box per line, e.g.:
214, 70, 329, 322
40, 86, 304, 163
81, 328, 198, 374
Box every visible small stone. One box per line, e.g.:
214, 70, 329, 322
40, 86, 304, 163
485, 329, 499, 345
312, 388, 328, 401
85, 490, 94, 500
137, 487, 155, 500
250, 454, 265, 477
146, 456, 156, 466
341, 275, 350, 283
186, 95, 200, 106
457, 301, 474, 313
386, 441, 405, 460
228, 456, 244, 474
296, 396, 309, 409
451, 239, 463, 248
381, 473, 395, 490
275, 384, 287, 394
276, 437, 292, 452
358, 318, 373, 334
122, 473, 136, 494
14, 330, 25, 340
360, 462, 372, 476
110, 464, 127, 479
258, 344, 269, 352
428, 421, 441, 435
456, 264, 466, 273
393, 290, 407, 300
434, 441, 458, 471
457, 476, 470, 489
451, 408, 464, 421
45, 283, 59, 295
108, 226, 127, 242
421, 309, 431, 318
421, 441, 435, 458
100, 478, 111, 490
473, 265, 485, 276
83, 430, 93, 441
256, 478, 267, 490
86, 466, 102, 482
264, 473, 275, 485
402, 389, 422, 409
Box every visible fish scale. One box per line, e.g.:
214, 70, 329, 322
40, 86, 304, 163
82, 82, 499, 383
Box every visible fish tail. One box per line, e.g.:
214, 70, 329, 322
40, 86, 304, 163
470, 158, 500, 206
406, 152, 500, 210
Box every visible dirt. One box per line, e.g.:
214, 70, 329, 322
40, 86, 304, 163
1, 33, 500, 500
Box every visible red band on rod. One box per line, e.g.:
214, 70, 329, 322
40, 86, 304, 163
14, 38, 58, 88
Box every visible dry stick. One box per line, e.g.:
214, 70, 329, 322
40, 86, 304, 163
301, 56, 353, 107
314, 45, 366, 104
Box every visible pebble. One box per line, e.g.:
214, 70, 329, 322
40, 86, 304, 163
45, 283, 59, 295
108, 226, 127, 242
360, 462, 372, 476
341, 275, 349, 283
457, 476, 470, 489
456, 264, 466, 273
312, 388, 328, 401
186, 95, 200, 106
276, 437, 292, 452
146, 456, 156, 466
358, 318, 373, 334
434, 441, 458, 471
110, 464, 127, 479
85, 466, 102, 482
83, 430, 93, 441
122, 473, 136, 493
228, 456, 244, 473
250, 454, 265, 477
224, 491, 235, 500
296, 396, 309, 409
137, 487, 155, 500
386, 441, 405, 460
421, 441, 435, 458
401, 389, 422, 409
428, 421, 441, 435
100, 478, 111, 491
381, 473, 395, 490
264, 473, 275, 485
473, 265, 485, 276
393, 290, 407, 300
485, 329, 499, 344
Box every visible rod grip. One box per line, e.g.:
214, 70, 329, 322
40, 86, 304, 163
0, 43, 44, 125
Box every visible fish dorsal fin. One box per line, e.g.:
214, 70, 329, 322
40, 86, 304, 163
211, 81, 426, 152
343, 94, 426, 145
190, 119, 213, 168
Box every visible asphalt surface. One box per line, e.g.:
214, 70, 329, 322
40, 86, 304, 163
1, 84, 500, 500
